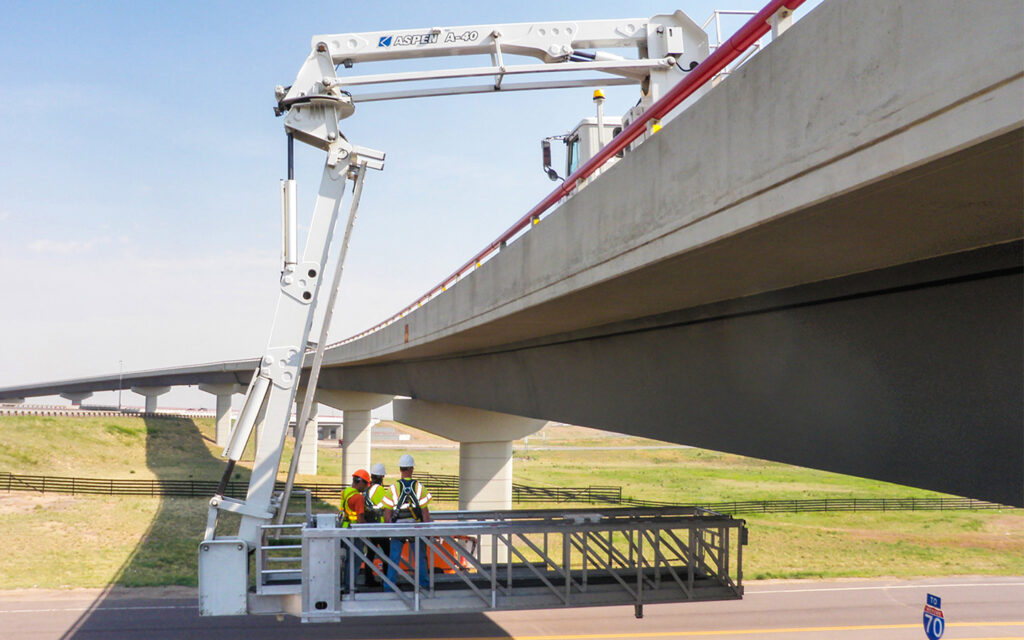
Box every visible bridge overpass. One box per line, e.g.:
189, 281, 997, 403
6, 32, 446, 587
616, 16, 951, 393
2, 1, 1021, 507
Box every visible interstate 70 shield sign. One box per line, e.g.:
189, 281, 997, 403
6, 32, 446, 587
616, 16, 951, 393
923, 594, 945, 640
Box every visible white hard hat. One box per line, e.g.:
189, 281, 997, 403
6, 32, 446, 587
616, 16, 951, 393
370, 462, 386, 476
398, 454, 415, 468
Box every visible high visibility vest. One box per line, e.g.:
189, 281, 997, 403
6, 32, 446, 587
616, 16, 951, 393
363, 483, 387, 523
340, 486, 361, 528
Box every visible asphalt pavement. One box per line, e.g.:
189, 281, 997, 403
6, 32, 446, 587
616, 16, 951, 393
1, 577, 1021, 640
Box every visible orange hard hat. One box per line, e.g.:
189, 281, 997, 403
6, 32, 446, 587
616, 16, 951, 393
352, 469, 371, 483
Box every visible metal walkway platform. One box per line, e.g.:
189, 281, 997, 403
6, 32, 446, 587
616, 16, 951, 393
251, 506, 747, 622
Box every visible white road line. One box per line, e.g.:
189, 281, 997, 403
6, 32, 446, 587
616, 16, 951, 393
747, 582, 1024, 595
0, 604, 196, 614
2, 582, 1022, 613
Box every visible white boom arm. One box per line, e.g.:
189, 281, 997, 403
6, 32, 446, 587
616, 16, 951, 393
199, 10, 709, 618
279, 13, 709, 111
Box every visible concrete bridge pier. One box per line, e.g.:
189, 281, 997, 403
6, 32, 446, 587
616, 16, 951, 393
60, 391, 92, 407
316, 390, 393, 482
198, 383, 243, 448
293, 394, 321, 476
131, 386, 171, 414
392, 399, 546, 561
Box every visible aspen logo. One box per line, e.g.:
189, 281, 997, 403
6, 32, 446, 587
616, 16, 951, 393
379, 31, 478, 47
379, 33, 440, 47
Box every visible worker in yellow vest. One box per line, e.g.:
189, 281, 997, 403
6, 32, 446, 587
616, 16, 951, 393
361, 463, 389, 588
341, 469, 370, 527
340, 469, 369, 592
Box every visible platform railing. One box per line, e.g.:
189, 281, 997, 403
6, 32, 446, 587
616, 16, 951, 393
701, 10, 764, 83
253, 506, 746, 621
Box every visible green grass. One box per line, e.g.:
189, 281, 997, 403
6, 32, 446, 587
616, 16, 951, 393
511, 446, 948, 503
0, 414, 227, 480
745, 511, 1024, 579
0, 415, 1021, 589
0, 494, 201, 589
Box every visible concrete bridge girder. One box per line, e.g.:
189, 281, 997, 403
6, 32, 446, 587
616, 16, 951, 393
324, 244, 1022, 507
315, 390, 394, 482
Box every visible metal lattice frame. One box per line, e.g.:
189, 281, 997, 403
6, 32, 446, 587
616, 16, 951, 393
253, 507, 745, 621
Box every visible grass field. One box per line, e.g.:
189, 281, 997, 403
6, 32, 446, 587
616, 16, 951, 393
0, 414, 1020, 589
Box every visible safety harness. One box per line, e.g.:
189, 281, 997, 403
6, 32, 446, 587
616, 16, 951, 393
390, 478, 424, 522
362, 483, 385, 524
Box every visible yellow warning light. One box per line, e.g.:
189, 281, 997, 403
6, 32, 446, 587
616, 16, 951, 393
593, 89, 606, 101
532, 216, 540, 225
651, 119, 662, 134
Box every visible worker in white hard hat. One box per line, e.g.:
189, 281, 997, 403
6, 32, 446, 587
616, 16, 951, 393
361, 462, 389, 588
382, 453, 432, 590
366, 463, 388, 513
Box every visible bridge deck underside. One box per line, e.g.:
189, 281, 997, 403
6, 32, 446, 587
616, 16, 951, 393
319, 131, 1024, 507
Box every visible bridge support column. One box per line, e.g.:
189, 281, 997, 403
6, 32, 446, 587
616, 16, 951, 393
132, 386, 171, 414
198, 384, 243, 448
60, 391, 92, 407
392, 399, 545, 561
459, 441, 514, 511
293, 396, 320, 476
316, 391, 393, 482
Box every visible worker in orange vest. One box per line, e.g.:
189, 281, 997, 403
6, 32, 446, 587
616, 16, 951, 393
341, 469, 370, 527
340, 469, 370, 591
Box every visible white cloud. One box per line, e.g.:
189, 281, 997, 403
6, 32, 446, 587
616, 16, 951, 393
0, 210, 10, 222
27, 237, 110, 254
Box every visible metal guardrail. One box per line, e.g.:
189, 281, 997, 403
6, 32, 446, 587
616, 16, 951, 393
1, 473, 249, 498
0, 472, 621, 504
254, 506, 745, 621
417, 473, 622, 505
2, 472, 1009, 513
622, 496, 1011, 514
0, 405, 215, 419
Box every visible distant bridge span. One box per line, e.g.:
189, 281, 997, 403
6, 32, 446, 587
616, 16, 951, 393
2, 2, 1021, 506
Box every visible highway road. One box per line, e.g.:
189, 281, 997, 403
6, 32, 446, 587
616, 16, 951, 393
1, 577, 1021, 640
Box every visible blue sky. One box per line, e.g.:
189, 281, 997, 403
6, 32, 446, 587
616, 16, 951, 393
0, 0, 821, 410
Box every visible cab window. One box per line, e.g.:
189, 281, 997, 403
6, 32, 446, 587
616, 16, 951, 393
566, 135, 581, 175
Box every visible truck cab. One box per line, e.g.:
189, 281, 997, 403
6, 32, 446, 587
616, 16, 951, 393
543, 114, 623, 184
565, 116, 623, 175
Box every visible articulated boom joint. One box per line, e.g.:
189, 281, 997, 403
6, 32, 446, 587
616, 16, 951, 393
261, 347, 303, 390
280, 261, 322, 303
